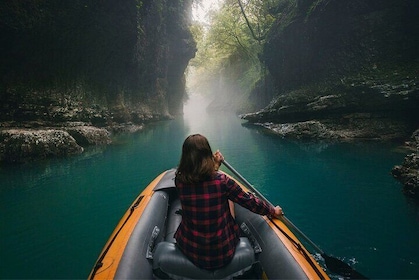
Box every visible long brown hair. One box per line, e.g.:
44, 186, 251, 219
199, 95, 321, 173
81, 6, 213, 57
176, 134, 216, 183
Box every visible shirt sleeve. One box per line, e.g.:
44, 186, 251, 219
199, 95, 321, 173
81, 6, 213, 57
223, 174, 274, 216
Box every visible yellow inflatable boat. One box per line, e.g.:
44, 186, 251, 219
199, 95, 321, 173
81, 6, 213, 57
88, 167, 334, 279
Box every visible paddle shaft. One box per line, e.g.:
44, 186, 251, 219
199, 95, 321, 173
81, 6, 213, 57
221, 160, 368, 279
221, 160, 325, 255
221, 160, 273, 207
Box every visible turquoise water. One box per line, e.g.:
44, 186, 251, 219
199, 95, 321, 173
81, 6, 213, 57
1, 99, 418, 279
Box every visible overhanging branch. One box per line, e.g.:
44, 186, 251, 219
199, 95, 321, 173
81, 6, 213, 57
237, 0, 266, 42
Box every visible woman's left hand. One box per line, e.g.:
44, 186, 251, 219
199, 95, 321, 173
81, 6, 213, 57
214, 150, 224, 169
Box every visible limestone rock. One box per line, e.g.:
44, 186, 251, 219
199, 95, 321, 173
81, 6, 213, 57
0, 129, 83, 163
65, 126, 111, 147
392, 130, 419, 198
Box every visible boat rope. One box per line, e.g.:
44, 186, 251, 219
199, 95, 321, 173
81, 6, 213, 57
268, 217, 327, 280
89, 195, 144, 280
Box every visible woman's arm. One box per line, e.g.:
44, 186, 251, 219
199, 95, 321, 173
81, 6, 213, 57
224, 174, 283, 217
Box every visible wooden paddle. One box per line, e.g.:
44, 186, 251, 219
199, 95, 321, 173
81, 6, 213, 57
222, 160, 368, 279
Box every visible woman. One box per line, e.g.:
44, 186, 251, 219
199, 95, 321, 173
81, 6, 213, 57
174, 134, 283, 270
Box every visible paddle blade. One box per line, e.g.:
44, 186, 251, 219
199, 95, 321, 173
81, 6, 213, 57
322, 254, 368, 279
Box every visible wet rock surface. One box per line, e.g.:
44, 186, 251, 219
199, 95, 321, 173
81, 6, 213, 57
392, 130, 419, 199
241, 76, 419, 141
0, 128, 83, 163
251, 117, 411, 141
0, 120, 153, 163
0, 92, 173, 163
64, 125, 112, 146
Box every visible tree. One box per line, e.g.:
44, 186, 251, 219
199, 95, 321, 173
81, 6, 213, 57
187, 0, 282, 112
237, 0, 279, 43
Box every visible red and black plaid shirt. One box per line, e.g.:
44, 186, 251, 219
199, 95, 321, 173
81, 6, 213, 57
174, 172, 274, 270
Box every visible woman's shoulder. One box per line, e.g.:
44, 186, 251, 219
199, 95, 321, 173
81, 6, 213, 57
213, 172, 233, 185
213, 171, 225, 179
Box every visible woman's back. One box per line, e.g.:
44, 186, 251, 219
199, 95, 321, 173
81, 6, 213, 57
175, 173, 240, 270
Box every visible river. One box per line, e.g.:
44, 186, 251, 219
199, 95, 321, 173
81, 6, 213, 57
1, 95, 418, 279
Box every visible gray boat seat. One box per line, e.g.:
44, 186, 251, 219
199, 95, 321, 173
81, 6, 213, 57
164, 199, 182, 243
152, 237, 255, 280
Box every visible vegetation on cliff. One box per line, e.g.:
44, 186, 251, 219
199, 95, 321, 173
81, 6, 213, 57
188, 0, 281, 113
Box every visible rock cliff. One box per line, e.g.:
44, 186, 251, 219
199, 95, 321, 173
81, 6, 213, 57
0, 0, 196, 162
244, 0, 418, 139
242, 0, 419, 197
